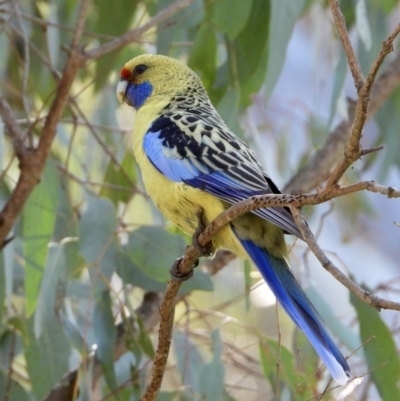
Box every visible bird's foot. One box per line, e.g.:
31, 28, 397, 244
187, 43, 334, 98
192, 209, 214, 257
169, 256, 196, 282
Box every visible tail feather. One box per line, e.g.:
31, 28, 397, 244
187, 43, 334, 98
237, 235, 350, 385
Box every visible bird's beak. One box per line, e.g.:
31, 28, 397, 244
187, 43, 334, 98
116, 79, 128, 104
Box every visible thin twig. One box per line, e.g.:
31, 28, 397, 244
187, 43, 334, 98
0, 96, 27, 158
328, 0, 365, 91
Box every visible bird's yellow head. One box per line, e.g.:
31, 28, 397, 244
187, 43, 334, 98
117, 54, 204, 109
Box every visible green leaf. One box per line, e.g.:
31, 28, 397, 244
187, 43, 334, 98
375, 88, 400, 180
117, 250, 166, 292
174, 330, 205, 397
350, 288, 400, 401
156, 0, 204, 55
293, 328, 319, 388
355, 0, 372, 50
259, 338, 303, 396
53, 182, 83, 277
100, 152, 136, 205
264, 0, 305, 98
0, 370, 32, 401
23, 158, 59, 316
137, 315, 155, 358
34, 243, 67, 338
79, 196, 118, 292
375, 0, 399, 13
25, 317, 71, 400
228, 0, 270, 105
0, 328, 23, 369
93, 0, 138, 91
124, 226, 186, 283
340, 0, 356, 28
327, 47, 348, 130
215, 86, 240, 135
211, 0, 253, 39
189, 23, 217, 89
357, 3, 387, 76
156, 392, 177, 401
199, 330, 224, 401
93, 290, 120, 396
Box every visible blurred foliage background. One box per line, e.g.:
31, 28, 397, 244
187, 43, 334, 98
0, 0, 399, 400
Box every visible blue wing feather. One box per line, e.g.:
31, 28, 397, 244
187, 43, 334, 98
143, 116, 302, 238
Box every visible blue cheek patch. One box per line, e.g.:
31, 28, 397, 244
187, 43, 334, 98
125, 81, 153, 109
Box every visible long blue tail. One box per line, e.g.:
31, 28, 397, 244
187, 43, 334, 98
237, 235, 350, 384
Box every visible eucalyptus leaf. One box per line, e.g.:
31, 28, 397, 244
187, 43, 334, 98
100, 152, 137, 205
92, 290, 119, 396
259, 338, 301, 396
0, 370, 32, 401
211, 0, 252, 40
79, 196, 118, 292
124, 226, 186, 283
264, 0, 305, 99
327, 47, 348, 130
199, 330, 225, 401
117, 250, 166, 292
25, 317, 71, 400
356, 0, 372, 50
34, 242, 67, 338
174, 330, 205, 397
189, 23, 217, 89
23, 158, 59, 316
351, 288, 400, 401
93, 0, 138, 90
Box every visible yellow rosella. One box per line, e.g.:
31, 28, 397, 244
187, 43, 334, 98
117, 54, 350, 384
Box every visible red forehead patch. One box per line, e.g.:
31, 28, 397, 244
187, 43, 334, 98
120, 67, 131, 80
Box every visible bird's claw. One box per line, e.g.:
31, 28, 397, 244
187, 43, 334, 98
169, 257, 196, 282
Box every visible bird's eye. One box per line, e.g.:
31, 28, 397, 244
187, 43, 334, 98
134, 64, 148, 75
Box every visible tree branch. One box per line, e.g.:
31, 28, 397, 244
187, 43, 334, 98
0, 0, 90, 247
328, 0, 365, 91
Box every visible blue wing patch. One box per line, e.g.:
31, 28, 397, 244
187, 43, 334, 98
143, 115, 302, 238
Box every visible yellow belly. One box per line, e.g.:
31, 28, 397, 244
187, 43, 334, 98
134, 143, 245, 257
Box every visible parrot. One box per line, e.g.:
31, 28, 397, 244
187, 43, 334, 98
116, 54, 350, 385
